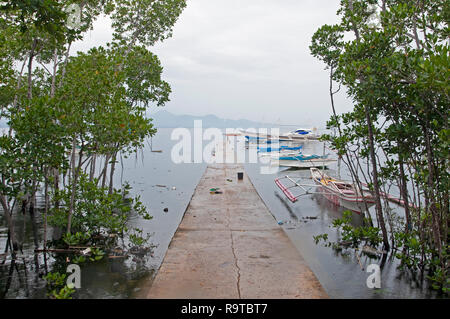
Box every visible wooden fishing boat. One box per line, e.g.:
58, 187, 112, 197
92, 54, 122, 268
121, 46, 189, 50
275, 169, 412, 214
310, 168, 375, 213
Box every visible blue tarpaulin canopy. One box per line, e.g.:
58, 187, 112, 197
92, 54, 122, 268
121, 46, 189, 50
258, 145, 303, 153
278, 154, 324, 161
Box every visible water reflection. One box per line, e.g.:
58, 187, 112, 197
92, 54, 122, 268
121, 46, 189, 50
0, 128, 206, 299
244, 137, 440, 299
0, 128, 442, 299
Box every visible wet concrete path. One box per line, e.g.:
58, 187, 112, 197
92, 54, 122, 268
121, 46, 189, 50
146, 164, 328, 298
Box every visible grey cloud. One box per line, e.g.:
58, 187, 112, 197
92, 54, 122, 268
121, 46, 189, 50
73, 0, 351, 127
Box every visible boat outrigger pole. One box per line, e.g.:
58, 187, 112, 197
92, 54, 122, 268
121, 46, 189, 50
274, 176, 320, 203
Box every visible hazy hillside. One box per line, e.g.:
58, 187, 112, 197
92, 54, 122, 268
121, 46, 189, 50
0, 111, 279, 129
149, 110, 277, 128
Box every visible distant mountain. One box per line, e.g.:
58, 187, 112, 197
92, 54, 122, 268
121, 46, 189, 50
0, 111, 278, 129
149, 110, 276, 129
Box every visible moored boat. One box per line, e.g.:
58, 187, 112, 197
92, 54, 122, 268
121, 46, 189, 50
257, 145, 302, 153
239, 128, 321, 142
310, 168, 375, 213
271, 153, 336, 168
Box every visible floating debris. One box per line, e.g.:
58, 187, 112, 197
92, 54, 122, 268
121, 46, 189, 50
338, 240, 353, 247
361, 245, 383, 256
108, 255, 127, 259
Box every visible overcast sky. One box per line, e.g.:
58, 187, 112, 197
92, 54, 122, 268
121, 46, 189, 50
73, 0, 351, 128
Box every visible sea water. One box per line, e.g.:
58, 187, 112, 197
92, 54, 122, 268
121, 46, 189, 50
0, 128, 441, 298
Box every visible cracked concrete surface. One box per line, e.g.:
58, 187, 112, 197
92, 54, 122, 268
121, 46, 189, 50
230, 229, 241, 299
145, 164, 328, 299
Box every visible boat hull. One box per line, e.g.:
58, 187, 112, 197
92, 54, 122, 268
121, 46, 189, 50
316, 185, 375, 214
273, 158, 336, 168
310, 168, 375, 214
240, 130, 321, 141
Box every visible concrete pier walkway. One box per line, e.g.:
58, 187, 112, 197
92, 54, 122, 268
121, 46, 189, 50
146, 164, 328, 299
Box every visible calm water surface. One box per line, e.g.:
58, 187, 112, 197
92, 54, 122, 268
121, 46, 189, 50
243, 136, 439, 299
0, 128, 441, 298
0, 128, 206, 298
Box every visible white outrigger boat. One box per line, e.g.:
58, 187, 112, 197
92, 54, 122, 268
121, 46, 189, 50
259, 150, 302, 158
240, 128, 321, 142
258, 145, 303, 159
275, 168, 375, 214
257, 145, 302, 153
271, 153, 336, 168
